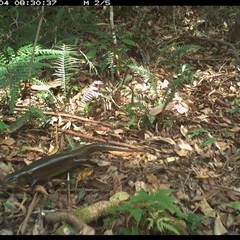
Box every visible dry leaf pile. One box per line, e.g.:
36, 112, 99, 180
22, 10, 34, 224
1, 6, 240, 235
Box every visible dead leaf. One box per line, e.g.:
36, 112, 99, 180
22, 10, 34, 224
109, 151, 133, 157
62, 121, 72, 130
226, 190, 240, 201
104, 230, 113, 235
91, 159, 110, 167
109, 191, 129, 202
0, 161, 9, 180
149, 104, 164, 115
177, 139, 193, 151
214, 214, 227, 235
149, 136, 176, 145
76, 168, 93, 182
0, 229, 13, 235
230, 126, 240, 133
48, 80, 62, 88
31, 85, 50, 91
34, 185, 49, 197
173, 103, 188, 114
72, 123, 82, 131
166, 156, 179, 163
135, 181, 149, 192
146, 173, 158, 184
225, 213, 235, 228
95, 130, 107, 135
149, 102, 175, 115
1, 138, 15, 146
32, 216, 46, 235
114, 129, 124, 135
173, 145, 189, 157
159, 79, 169, 89
192, 189, 220, 202
111, 171, 122, 195
199, 198, 215, 217
180, 125, 189, 138
95, 177, 109, 185
175, 189, 190, 201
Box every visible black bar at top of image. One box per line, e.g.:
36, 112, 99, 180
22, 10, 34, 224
7, 0, 170, 6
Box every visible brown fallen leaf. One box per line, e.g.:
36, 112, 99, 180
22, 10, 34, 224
199, 198, 215, 217
192, 189, 220, 202
1, 138, 16, 146
76, 168, 93, 188
111, 171, 122, 195
214, 214, 227, 235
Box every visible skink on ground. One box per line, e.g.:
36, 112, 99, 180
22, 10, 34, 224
3, 143, 142, 187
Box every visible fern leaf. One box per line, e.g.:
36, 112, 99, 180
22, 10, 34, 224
152, 190, 186, 219
169, 44, 199, 62
127, 64, 156, 92
11, 107, 46, 130
52, 44, 80, 97
9, 79, 20, 113
157, 219, 180, 235
160, 41, 184, 55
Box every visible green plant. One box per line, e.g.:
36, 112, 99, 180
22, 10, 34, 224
11, 107, 47, 130
147, 210, 180, 235
184, 213, 207, 234
189, 128, 209, 139
121, 227, 139, 235
126, 116, 138, 128
172, 63, 195, 84
83, 37, 133, 81
0, 121, 8, 131
76, 189, 86, 203
114, 189, 194, 234
0, 44, 64, 112
160, 42, 200, 65
127, 63, 157, 93
113, 63, 157, 128
146, 114, 156, 126
161, 64, 195, 116
52, 44, 80, 99
200, 137, 216, 148
163, 119, 173, 129
227, 99, 240, 114
83, 103, 93, 114
189, 128, 216, 148
226, 202, 240, 210
113, 189, 205, 234
33, 78, 58, 107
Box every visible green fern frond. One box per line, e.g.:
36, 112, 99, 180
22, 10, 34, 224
0, 52, 8, 65
79, 49, 98, 74
160, 41, 184, 55
28, 107, 47, 124
156, 218, 180, 235
11, 107, 46, 130
169, 44, 199, 62
160, 42, 200, 65
127, 63, 156, 92
33, 78, 57, 105
9, 80, 20, 112
151, 190, 186, 219
52, 44, 80, 97
147, 211, 180, 235
0, 44, 65, 112
146, 216, 154, 229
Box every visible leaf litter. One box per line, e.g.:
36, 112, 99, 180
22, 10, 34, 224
1, 6, 240, 235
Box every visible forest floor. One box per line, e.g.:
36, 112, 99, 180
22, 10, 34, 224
1, 6, 240, 235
